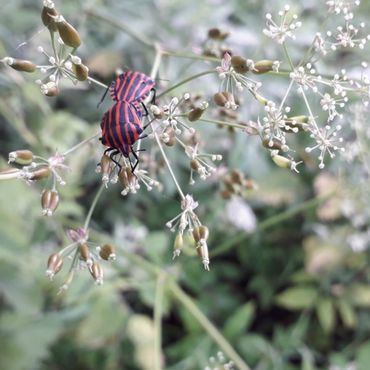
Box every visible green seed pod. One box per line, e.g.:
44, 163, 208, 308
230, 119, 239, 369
41, 82, 59, 97
199, 225, 209, 241
90, 262, 104, 285
79, 243, 90, 261
190, 159, 200, 171
99, 244, 116, 261
5, 57, 36, 73
253, 60, 275, 74
8, 149, 33, 165
72, 62, 89, 81
49, 190, 59, 213
192, 227, 201, 244
29, 167, 50, 180
55, 16, 81, 48
272, 154, 291, 169
46, 253, 63, 279
41, 3, 58, 31
213, 92, 227, 107
231, 55, 249, 74
188, 107, 204, 122
173, 233, 183, 258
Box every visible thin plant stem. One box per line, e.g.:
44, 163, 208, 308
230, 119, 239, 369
163, 50, 220, 63
88, 76, 109, 89
198, 117, 248, 130
157, 70, 216, 99
154, 273, 166, 370
168, 280, 251, 370
283, 42, 295, 71
62, 132, 100, 156
211, 192, 334, 257
85, 9, 155, 49
152, 129, 185, 199
83, 183, 105, 230
112, 246, 251, 370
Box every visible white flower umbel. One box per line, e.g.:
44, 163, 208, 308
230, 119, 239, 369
216, 52, 262, 103
263, 5, 302, 44
306, 124, 345, 168
166, 194, 201, 234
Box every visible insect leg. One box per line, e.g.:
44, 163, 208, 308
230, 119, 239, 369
108, 149, 122, 172
97, 85, 110, 108
150, 88, 156, 104
130, 147, 140, 173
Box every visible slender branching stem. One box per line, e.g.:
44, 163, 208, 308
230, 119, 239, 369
154, 273, 166, 370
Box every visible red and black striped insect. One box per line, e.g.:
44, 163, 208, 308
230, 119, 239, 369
99, 70, 156, 172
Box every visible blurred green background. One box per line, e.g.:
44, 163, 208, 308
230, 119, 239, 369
1, 1, 370, 369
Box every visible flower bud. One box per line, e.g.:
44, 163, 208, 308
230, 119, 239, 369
188, 107, 204, 122
41, 189, 59, 216
119, 167, 136, 188
150, 104, 163, 118
4, 57, 36, 73
41, 2, 58, 31
213, 91, 236, 109
41, 82, 59, 97
79, 243, 90, 260
262, 138, 284, 150
173, 233, 183, 259
199, 225, 209, 241
207, 28, 229, 40
190, 159, 200, 171
72, 62, 89, 81
89, 262, 104, 285
231, 55, 249, 74
29, 167, 50, 180
253, 60, 275, 74
162, 127, 176, 146
99, 244, 116, 261
192, 227, 201, 243
8, 149, 33, 165
284, 115, 309, 131
55, 16, 81, 48
46, 253, 63, 279
230, 169, 244, 185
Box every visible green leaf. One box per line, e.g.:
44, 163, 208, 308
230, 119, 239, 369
276, 286, 317, 310
223, 301, 255, 340
337, 299, 357, 328
356, 340, 370, 370
316, 297, 335, 334
348, 285, 370, 307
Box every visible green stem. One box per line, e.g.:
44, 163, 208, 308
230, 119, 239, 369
157, 70, 216, 98
110, 247, 251, 369
83, 184, 105, 230
168, 280, 251, 370
154, 273, 166, 370
197, 117, 248, 130
283, 42, 295, 71
62, 132, 100, 156
163, 50, 220, 63
211, 193, 333, 257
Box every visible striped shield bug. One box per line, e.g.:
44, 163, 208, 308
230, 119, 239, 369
98, 70, 156, 173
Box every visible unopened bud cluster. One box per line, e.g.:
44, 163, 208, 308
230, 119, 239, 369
221, 170, 257, 199
2, 0, 88, 97
3, 149, 67, 215
46, 227, 116, 291
203, 27, 231, 58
